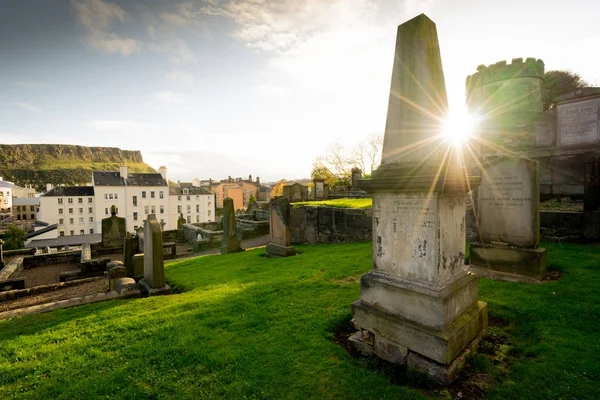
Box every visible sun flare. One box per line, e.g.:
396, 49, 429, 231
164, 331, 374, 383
441, 110, 479, 148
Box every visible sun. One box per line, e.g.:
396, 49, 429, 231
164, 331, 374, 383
441, 110, 479, 148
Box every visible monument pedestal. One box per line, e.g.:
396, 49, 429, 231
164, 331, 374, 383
220, 238, 244, 255
470, 243, 547, 283
139, 278, 172, 296
266, 243, 296, 257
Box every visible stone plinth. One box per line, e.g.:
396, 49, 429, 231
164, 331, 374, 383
471, 157, 547, 282
220, 197, 244, 254
266, 197, 296, 257
351, 13, 487, 384
140, 214, 171, 295
101, 205, 126, 247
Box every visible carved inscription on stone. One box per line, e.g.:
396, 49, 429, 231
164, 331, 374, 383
478, 158, 538, 247
558, 99, 599, 146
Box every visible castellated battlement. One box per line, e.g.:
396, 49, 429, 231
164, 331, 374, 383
466, 58, 545, 92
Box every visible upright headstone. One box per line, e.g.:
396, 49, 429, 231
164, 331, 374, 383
177, 213, 186, 230
0, 239, 4, 268
220, 197, 243, 254
266, 197, 296, 257
351, 14, 487, 384
139, 214, 171, 295
351, 168, 362, 191
123, 232, 134, 277
313, 179, 325, 199
101, 205, 126, 247
470, 157, 547, 282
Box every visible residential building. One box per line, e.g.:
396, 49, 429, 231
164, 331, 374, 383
38, 186, 96, 237
0, 179, 15, 221
12, 197, 40, 231
211, 180, 258, 210
169, 186, 215, 224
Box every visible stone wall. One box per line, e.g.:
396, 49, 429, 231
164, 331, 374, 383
235, 216, 270, 239
23, 250, 81, 269
182, 223, 224, 246
290, 206, 372, 244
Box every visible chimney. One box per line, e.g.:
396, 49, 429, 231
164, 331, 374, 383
256, 176, 260, 186
120, 164, 128, 179
158, 166, 167, 182
46, 183, 54, 192
209, 178, 213, 185
249, 174, 252, 181
228, 176, 232, 182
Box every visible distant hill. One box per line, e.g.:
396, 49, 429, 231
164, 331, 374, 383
0, 144, 156, 191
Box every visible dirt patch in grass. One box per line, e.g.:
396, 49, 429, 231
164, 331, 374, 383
541, 271, 563, 282
334, 316, 514, 400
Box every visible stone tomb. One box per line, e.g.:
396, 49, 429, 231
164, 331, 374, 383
101, 205, 127, 248
351, 14, 487, 384
220, 197, 244, 254
470, 157, 547, 282
139, 214, 171, 296
266, 197, 296, 257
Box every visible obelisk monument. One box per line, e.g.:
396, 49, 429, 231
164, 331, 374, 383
351, 14, 487, 384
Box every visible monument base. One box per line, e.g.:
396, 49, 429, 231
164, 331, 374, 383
138, 278, 172, 297
470, 244, 547, 283
352, 299, 487, 384
220, 238, 244, 255
266, 243, 296, 258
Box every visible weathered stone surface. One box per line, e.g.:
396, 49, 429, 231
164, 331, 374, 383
557, 98, 599, 147
348, 331, 374, 356
101, 205, 126, 247
107, 261, 126, 291
267, 197, 296, 257
143, 214, 165, 288
59, 270, 84, 282
0, 257, 23, 281
478, 157, 540, 247
132, 253, 144, 278
374, 335, 408, 364
470, 244, 547, 282
114, 277, 137, 294
123, 232, 134, 277
0, 279, 25, 292
220, 197, 243, 254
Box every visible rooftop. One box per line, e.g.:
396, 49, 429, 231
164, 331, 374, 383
93, 171, 168, 187
26, 233, 101, 248
42, 186, 95, 197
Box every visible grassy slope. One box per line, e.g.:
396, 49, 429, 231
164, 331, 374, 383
293, 198, 372, 209
0, 242, 598, 399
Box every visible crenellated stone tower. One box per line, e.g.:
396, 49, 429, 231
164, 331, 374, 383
466, 58, 545, 154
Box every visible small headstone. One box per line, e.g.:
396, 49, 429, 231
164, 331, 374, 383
132, 253, 144, 278
107, 261, 127, 291
220, 197, 244, 254
0, 239, 4, 268
114, 277, 137, 295
266, 197, 296, 257
351, 168, 362, 190
101, 205, 127, 247
123, 232, 134, 277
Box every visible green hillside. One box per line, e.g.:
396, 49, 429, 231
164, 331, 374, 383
0, 144, 156, 190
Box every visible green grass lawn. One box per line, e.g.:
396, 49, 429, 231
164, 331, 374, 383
293, 198, 372, 209
0, 242, 599, 399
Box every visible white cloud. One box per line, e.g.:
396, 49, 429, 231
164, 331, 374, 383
14, 102, 43, 112
12, 81, 40, 88
153, 91, 188, 104
72, 0, 140, 56
165, 69, 196, 85
255, 84, 291, 99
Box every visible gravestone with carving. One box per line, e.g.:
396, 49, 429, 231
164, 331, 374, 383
351, 14, 487, 384
101, 205, 126, 247
220, 197, 243, 254
139, 214, 171, 295
266, 197, 296, 257
470, 157, 547, 282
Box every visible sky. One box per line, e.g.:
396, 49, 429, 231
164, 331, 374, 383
1, 0, 599, 183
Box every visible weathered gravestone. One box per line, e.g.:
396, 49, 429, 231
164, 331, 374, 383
177, 213, 186, 230
139, 214, 171, 295
107, 261, 126, 291
266, 197, 296, 257
470, 157, 547, 282
0, 239, 4, 269
123, 232, 134, 277
351, 14, 487, 384
313, 179, 325, 199
101, 205, 126, 247
220, 197, 244, 254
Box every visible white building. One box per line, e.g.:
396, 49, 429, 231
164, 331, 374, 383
169, 186, 215, 225
0, 180, 15, 221
38, 186, 96, 237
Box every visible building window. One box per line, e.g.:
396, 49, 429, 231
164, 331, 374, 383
186, 195, 190, 201
151, 206, 155, 214
78, 198, 83, 204
70, 230, 74, 236
58, 198, 63, 204
178, 196, 181, 201
196, 204, 199, 213
159, 205, 164, 214
177, 205, 181, 213
59, 231, 64, 237
69, 218, 74, 224
144, 206, 149, 214
133, 212, 138, 221
89, 217, 94, 223
30, 206, 35, 211
79, 217, 84, 224
134, 225, 138, 230
196, 195, 200, 200
109, 193, 113, 200
183, 189, 189, 194
88, 198, 93, 203
104, 194, 108, 200
196, 215, 199, 223
114, 193, 118, 199
88, 207, 93, 213
151, 191, 155, 199
79, 208, 83, 214
105, 208, 109, 215
80, 229, 84, 235
187, 205, 191, 213
68, 198, 73, 204
30, 214, 34, 219
59, 218, 64, 225
159, 191, 164, 199
132, 196, 137, 206
142, 191, 146, 198
58, 208, 63, 214
187, 216, 191, 223
16, 215, 21, 220
68, 208, 73, 214
208, 210, 212, 216
90, 229, 94, 234
208, 201, 212, 207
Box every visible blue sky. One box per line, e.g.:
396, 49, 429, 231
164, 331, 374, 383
1, 0, 599, 182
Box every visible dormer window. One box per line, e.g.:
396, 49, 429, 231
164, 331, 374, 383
183, 189, 189, 195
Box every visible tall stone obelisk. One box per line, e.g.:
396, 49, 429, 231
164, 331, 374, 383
351, 14, 488, 384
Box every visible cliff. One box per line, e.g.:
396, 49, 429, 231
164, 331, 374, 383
0, 144, 156, 190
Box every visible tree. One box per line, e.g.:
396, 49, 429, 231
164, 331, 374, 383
543, 70, 589, 110
247, 193, 257, 209
270, 180, 287, 198
3, 224, 26, 250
